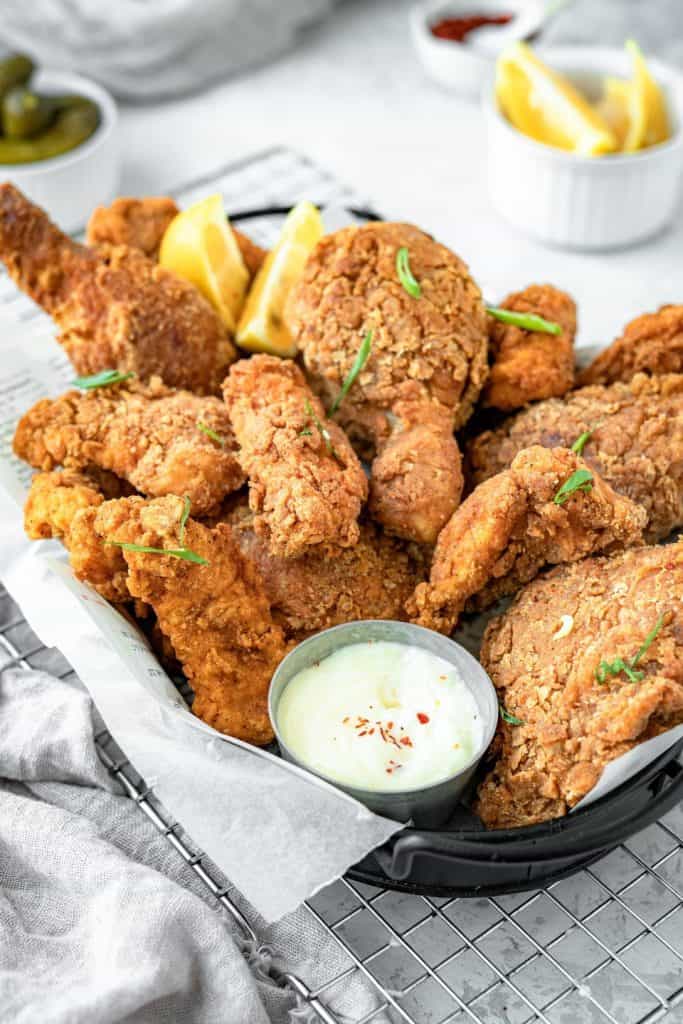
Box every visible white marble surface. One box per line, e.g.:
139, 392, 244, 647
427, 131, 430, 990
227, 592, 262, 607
117, 0, 683, 346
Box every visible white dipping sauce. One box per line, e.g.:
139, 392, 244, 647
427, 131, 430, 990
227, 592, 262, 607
276, 641, 484, 792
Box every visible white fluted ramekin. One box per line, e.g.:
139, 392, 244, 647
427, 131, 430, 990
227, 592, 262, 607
484, 46, 683, 250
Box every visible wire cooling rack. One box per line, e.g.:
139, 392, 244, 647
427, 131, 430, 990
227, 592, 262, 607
1, 147, 682, 1024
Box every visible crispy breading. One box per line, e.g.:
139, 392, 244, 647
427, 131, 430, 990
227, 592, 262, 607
408, 446, 646, 634
222, 355, 367, 558
484, 284, 576, 410
475, 542, 683, 828
24, 469, 106, 541
468, 372, 683, 543
14, 376, 244, 516
578, 304, 683, 387
86, 195, 267, 277
69, 504, 130, 604
89, 495, 287, 744
0, 183, 237, 394
285, 222, 488, 543
226, 503, 426, 641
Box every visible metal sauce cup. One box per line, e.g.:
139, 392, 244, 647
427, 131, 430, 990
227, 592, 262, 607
268, 620, 498, 827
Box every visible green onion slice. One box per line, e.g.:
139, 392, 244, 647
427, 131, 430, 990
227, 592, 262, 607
328, 330, 373, 417
178, 496, 191, 545
571, 430, 593, 456
396, 247, 421, 298
73, 369, 135, 390
486, 307, 561, 336
499, 704, 524, 726
595, 612, 666, 684
553, 469, 593, 505
197, 421, 225, 448
106, 541, 208, 565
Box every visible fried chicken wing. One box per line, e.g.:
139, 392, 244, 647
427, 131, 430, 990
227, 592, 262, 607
0, 183, 237, 393
222, 355, 367, 558
408, 446, 646, 634
14, 376, 245, 516
468, 373, 683, 542
484, 284, 576, 410
89, 495, 287, 744
578, 304, 683, 387
86, 195, 267, 277
285, 222, 488, 543
475, 542, 683, 828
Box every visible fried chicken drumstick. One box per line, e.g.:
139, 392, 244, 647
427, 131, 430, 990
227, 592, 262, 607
475, 542, 683, 828
0, 183, 237, 393
578, 304, 683, 387
468, 373, 683, 543
408, 446, 646, 634
223, 355, 367, 558
286, 222, 488, 544
14, 376, 244, 516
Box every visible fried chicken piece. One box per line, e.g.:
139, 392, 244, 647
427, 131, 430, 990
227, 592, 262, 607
468, 373, 683, 543
475, 542, 683, 828
86, 195, 267, 276
89, 495, 287, 744
484, 284, 576, 410
408, 446, 646, 634
0, 183, 237, 394
222, 355, 367, 558
578, 304, 683, 387
69, 504, 130, 603
226, 503, 426, 641
285, 222, 488, 543
24, 469, 107, 541
14, 376, 245, 516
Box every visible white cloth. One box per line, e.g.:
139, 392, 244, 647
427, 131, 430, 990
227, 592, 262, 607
0, 665, 380, 1023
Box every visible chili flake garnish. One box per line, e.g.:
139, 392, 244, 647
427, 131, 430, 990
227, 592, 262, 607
417, 712, 430, 724
400, 736, 413, 748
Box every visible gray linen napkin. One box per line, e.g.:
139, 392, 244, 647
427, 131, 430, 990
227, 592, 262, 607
0, 665, 383, 1023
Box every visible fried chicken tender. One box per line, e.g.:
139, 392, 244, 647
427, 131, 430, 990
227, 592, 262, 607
468, 373, 683, 543
89, 495, 287, 744
14, 376, 245, 516
222, 355, 367, 558
86, 195, 267, 276
484, 284, 576, 410
408, 446, 646, 634
0, 183, 237, 394
578, 304, 683, 387
475, 542, 683, 828
285, 222, 488, 543
226, 504, 426, 641
24, 469, 107, 541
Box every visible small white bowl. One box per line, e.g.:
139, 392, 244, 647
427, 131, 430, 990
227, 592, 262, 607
484, 46, 683, 250
411, 0, 546, 98
0, 70, 119, 233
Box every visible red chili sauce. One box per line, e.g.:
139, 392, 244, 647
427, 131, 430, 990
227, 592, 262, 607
430, 12, 513, 44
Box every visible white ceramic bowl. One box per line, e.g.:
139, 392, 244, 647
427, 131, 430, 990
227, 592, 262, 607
484, 46, 683, 250
0, 70, 119, 233
411, 0, 546, 98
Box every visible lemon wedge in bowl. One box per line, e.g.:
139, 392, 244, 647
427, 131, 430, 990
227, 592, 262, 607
595, 77, 632, 150
159, 193, 249, 332
622, 39, 670, 152
236, 200, 323, 357
496, 42, 617, 156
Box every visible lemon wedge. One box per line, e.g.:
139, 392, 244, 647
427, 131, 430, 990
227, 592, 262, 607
496, 42, 617, 156
595, 77, 631, 150
622, 40, 670, 152
159, 194, 249, 332
236, 200, 323, 357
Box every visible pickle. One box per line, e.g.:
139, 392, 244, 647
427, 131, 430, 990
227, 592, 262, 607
0, 100, 99, 164
2, 87, 56, 138
0, 55, 33, 105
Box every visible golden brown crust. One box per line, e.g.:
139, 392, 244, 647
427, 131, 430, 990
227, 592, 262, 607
408, 445, 646, 633
89, 495, 287, 744
475, 542, 683, 828
484, 284, 576, 410
285, 222, 488, 542
14, 376, 245, 516
87, 197, 180, 258
24, 469, 105, 541
222, 355, 367, 558
69, 505, 130, 604
578, 304, 683, 387
0, 183, 237, 394
468, 373, 683, 543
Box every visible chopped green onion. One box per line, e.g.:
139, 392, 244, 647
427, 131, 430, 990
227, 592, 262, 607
304, 398, 342, 463
486, 307, 562, 336
596, 612, 666, 684
396, 247, 421, 298
105, 541, 208, 565
328, 330, 373, 417
197, 421, 225, 448
571, 430, 593, 456
298, 428, 313, 437
499, 704, 524, 726
553, 469, 593, 505
73, 369, 135, 390
178, 496, 191, 545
